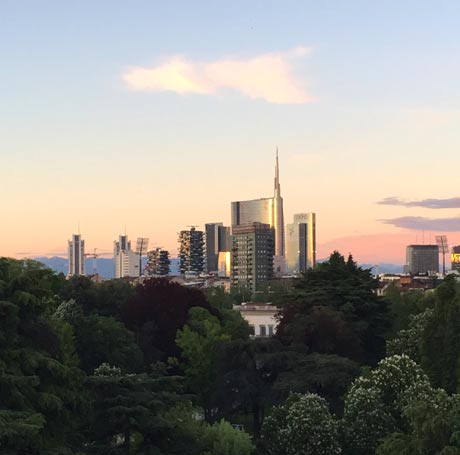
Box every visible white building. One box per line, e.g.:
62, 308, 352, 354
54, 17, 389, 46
233, 302, 278, 337
114, 235, 140, 278
68, 234, 85, 277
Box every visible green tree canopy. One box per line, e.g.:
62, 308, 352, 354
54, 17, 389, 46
277, 251, 390, 365
420, 275, 460, 393
0, 258, 86, 454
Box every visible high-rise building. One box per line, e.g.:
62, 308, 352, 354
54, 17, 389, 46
273, 150, 284, 258
286, 213, 316, 274
231, 151, 285, 266
178, 227, 204, 275
231, 222, 274, 293
205, 222, 231, 272
145, 248, 171, 276
451, 246, 460, 272
406, 245, 439, 275
114, 235, 140, 278
68, 234, 85, 277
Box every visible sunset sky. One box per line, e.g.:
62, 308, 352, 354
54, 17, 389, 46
2, 1, 460, 265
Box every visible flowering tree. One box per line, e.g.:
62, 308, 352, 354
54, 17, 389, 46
342, 355, 432, 454
262, 392, 341, 455
386, 308, 433, 362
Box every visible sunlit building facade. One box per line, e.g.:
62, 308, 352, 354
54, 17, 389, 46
114, 235, 140, 278
231, 151, 284, 271
286, 213, 316, 274
205, 222, 231, 272
451, 246, 460, 272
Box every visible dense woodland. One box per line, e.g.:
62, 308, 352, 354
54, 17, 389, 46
2, 252, 460, 454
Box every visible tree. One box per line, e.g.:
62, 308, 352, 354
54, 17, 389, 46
386, 307, 433, 362
342, 355, 432, 455
176, 307, 231, 421
202, 419, 253, 455
277, 252, 390, 365
273, 352, 360, 414
377, 390, 460, 455
87, 363, 184, 455
420, 275, 460, 393
212, 338, 285, 438
384, 284, 428, 337
121, 278, 219, 363
261, 392, 341, 455
0, 258, 86, 454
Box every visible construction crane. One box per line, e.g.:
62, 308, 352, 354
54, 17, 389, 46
83, 248, 112, 275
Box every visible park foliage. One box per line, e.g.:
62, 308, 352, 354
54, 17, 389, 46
1, 253, 460, 454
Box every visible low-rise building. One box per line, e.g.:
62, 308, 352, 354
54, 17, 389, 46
233, 302, 278, 337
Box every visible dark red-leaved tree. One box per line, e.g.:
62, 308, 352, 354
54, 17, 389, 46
121, 278, 219, 364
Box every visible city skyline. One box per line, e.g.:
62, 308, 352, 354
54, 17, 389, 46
2, 2, 460, 264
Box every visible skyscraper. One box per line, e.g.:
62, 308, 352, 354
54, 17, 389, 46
205, 222, 231, 272
231, 150, 284, 265
178, 227, 205, 275
273, 150, 284, 258
68, 234, 85, 276
113, 235, 140, 278
231, 222, 274, 293
286, 213, 317, 274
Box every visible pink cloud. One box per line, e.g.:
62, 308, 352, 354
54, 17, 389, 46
122, 47, 312, 104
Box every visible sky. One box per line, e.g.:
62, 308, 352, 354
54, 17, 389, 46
1, 0, 460, 265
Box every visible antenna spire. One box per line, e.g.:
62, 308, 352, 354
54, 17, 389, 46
274, 147, 280, 196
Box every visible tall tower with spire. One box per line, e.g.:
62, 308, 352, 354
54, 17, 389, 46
230, 149, 286, 275
273, 148, 285, 258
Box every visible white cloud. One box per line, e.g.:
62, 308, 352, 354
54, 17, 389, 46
122, 46, 312, 104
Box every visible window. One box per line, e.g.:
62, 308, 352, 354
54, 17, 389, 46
249, 325, 255, 335
268, 325, 274, 336
259, 325, 266, 336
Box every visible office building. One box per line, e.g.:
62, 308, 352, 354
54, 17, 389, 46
231, 222, 274, 293
145, 248, 171, 276
406, 245, 439, 275
178, 227, 205, 275
286, 213, 316, 273
205, 222, 231, 272
451, 246, 460, 272
68, 234, 85, 276
231, 151, 284, 266
114, 235, 140, 278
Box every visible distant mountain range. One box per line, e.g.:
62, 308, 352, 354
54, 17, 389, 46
35, 256, 181, 278
35, 256, 402, 278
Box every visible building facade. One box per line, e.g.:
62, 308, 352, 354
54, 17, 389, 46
145, 248, 171, 276
114, 235, 140, 278
68, 234, 85, 276
205, 222, 231, 272
231, 222, 274, 293
406, 245, 439, 275
178, 227, 205, 275
233, 302, 278, 337
286, 212, 316, 274
231, 151, 285, 269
